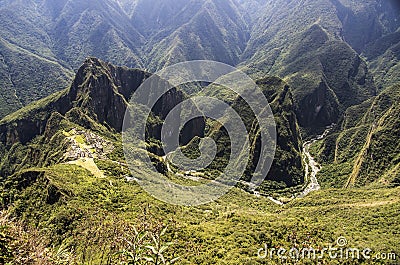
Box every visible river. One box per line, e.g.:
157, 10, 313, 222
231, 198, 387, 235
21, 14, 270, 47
158, 124, 335, 204
297, 124, 335, 198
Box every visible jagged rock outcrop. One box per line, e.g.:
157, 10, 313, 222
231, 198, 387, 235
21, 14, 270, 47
68, 58, 149, 131
0, 58, 205, 148
0, 58, 207, 179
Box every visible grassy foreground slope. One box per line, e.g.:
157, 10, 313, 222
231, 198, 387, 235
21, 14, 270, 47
1, 163, 399, 264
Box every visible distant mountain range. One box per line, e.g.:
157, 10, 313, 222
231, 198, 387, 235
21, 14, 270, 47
1, 0, 399, 133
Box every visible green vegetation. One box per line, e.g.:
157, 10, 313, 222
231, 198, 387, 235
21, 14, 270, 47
0, 87, 68, 125
0, 59, 397, 265
240, 0, 400, 132
310, 84, 400, 188
364, 31, 400, 90
0, 37, 73, 118
3, 56, 393, 264
0, 1, 399, 263
0, 221, 13, 264
1, 164, 399, 264
0, 0, 398, 137
194, 76, 305, 190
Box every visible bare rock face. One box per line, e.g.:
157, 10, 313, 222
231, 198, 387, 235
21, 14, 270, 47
69, 57, 150, 131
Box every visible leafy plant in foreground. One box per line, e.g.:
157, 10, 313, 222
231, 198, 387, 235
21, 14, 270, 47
116, 224, 179, 265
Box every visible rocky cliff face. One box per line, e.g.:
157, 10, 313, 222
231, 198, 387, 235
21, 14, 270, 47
0, 58, 306, 193
68, 57, 150, 131
0, 58, 205, 149
0, 58, 208, 179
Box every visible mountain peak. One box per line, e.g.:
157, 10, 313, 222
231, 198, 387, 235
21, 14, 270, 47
0, 58, 198, 147
83, 56, 105, 67
0, 58, 148, 146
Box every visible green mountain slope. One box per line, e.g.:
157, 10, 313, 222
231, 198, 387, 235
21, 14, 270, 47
0, 58, 304, 191
145, 0, 249, 69
0, 60, 398, 264
0, 0, 399, 133
243, 0, 400, 66
310, 84, 400, 188
0, 0, 145, 118
278, 24, 375, 129
0, 1, 399, 264
0, 0, 73, 117
127, 0, 200, 37
0, 38, 73, 117
0, 57, 206, 178
240, 0, 400, 131
364, 30, 400, 90
198, 77, 304, 190
48, 0, 144, 69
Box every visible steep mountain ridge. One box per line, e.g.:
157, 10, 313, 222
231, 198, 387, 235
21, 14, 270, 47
241, 0, 400, 130
0, 58, 197, 178
196, 76, 304, 189
364, 30, 400, 90
0, 58, 305, 193
0, 57, 205, 155
330, 0, 400, 52
0, 0, 250, 117
243, 0, 400, 64
310, 84, 400, 188
145, 0, 249, 69
0, 2, 399, 262
49, 0, 145, 69
0, 0, 73, 117
277, 24, 376, 128
0, 0, 399, 133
